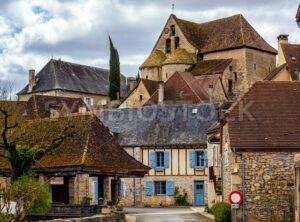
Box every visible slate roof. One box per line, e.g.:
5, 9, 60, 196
145, 72, 209, 105
100, 104, 218, 147
190, 59, 232, 76
18, 59, 128, 97
224, 81, 300, 150
172, 14, 277, 54
140, 50, 166, 68
281, 43, 300, 80
0, 115, 149, 176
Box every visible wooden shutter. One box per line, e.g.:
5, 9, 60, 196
166, 181, 175, 195
189, 150, 196, 168
164, 151, 170, 168
145, 181, 153, 196
204, 150, 208, 167
150, 152, 156, 168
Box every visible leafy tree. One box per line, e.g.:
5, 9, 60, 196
108, 36, 121, 100
0, 175, 51, 222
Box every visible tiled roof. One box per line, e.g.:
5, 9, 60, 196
190, 59, 232, 76
0, 115, 149, 176
100, 104, 218, 147
282, 43, 300, 80
173, 14, 277, 54
264, 63, 288, 80
162, 48, 196, 65
225, 81, 300, 150
140, 50, 166, 68
18, 59, 128, 97
145, 72, 209, 105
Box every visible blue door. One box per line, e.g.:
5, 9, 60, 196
194, 181, 205, 206
93, 177, 99, 204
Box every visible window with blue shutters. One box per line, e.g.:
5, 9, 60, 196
150, 151, 170, 169
190, 150, 208, 168
146, 181, 153, 196
166, 181, 175, 195
154, 181, 166, 195
120, 179, 124, 198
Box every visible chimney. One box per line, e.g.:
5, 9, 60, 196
208, 84, 214, 103
158, 81, 164, 104
128, 77, 138, 91
277, 34, 289, 66
28, 69, 36, 92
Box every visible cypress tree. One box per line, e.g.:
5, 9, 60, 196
108, 36, 120, 100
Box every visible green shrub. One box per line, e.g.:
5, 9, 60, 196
214, 202, 231, 222
174, 187, 191, 206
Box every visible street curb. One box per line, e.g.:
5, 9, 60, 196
198, 211, 215, 220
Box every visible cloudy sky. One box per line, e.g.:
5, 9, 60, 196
0, 0, 299, 92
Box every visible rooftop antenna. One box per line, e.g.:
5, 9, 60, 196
171, 4, 175, 14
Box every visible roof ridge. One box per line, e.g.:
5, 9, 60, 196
51, 59, 108, 72
239, 14, 246, 45
81, 131, 90, 164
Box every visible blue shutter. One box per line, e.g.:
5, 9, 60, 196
93, 177, 99, 204
150, 152, 156, 168
166, 181, 175, 195
146, 181, 153, 196
189, 150, 196, 168
120, 180, 124, 198
164, 151, 169, 168
204, 150, 208, 167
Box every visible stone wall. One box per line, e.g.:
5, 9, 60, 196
161, 64, 192, 82
222, 124, 296, 221
140, 67, 161, 81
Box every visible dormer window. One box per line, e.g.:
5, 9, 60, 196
170, 25, 175, 36
165, 38, 171, 53
175, 37, 180, 49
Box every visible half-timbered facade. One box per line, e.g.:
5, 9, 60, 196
100, 104, 218, 206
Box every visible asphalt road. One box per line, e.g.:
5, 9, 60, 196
125, 207, 213, 222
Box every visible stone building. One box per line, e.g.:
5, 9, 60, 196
17, 59, 128, 107
217, 81, 300, 221
265, 34, 300, 81
119, 79, 158, 108
100, 104, 218, 207
139, 14, 277, 101
0, 115, 149, 217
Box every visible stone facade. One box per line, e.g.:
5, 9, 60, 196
18, 90, 109, 108
161, 64, 192, 82
222, 124, 296, 221
140, 67, 161, 81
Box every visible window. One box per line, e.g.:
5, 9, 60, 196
154, 181, 166, 195
165, 38, 171, 53
196, 151, 205, 167
146, 75, 148, 79
175, 37, 180, 49
150, 151, 169, 168
254, 63, 257, 70
228, 79, 233, 94
156, 151, 165, 167
139, 95, 143, 101
190, 150, 207, 168
197, 53, 203, 61
170, 25, 175, 36
229, 65, 233, 72
84, 97, 93, 106
234, 72, 238, 81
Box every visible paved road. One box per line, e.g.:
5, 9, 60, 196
125, 207, 213, 222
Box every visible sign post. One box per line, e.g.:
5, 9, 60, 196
229, 191, 243, 222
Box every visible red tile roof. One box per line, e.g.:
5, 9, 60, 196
281, 43, 300, 80
144, 72, 209, 105
190, 59, 232, 76
224, 81, 300, 150
173, 14, 277, 54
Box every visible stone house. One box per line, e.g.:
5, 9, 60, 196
17, 59, 128, 107
265, 34, 300, 81
139, 14, 277, 100
100, 104, 218, 207
217, 81, 300, 221
119, 79, 158, 108
0, 115, 149, 217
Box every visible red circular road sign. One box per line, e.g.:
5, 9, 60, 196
229, 191, 243, 204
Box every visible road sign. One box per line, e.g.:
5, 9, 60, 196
231, 204, 239, 209
229, 191, 243, 204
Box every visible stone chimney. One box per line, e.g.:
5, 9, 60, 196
28, 69, 36, 92
158, 81, 164, 104
277, 34, 289, 66
128, 77, 138, 91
